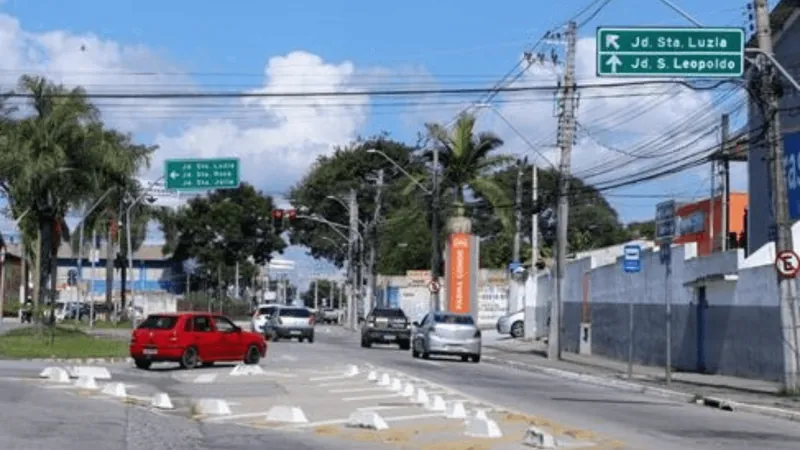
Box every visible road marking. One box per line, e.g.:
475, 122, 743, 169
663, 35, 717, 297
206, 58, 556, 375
329, 387, 389, 394
357, 405, 409, 411
288, 412, 444, 429
317, 380, 359, 387
203, 411, 269, 422
342, 393, 403, 401
309, 374, 355, 382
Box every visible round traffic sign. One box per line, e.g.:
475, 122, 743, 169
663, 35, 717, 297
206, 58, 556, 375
775, 250, 800, 277
428, 280, 440, 293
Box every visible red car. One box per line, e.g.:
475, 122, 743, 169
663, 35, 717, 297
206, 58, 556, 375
130, 312, 267, 370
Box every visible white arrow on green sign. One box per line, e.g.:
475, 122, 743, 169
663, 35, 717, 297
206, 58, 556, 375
164, 158, 241, 190
596, 27, 745, 78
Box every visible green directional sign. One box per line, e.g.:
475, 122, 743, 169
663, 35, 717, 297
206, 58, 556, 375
596, 27, 745, 78
164, 158, 241, 190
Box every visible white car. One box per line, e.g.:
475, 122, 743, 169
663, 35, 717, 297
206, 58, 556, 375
496, 309, 525, 338
251, 303, 280, 333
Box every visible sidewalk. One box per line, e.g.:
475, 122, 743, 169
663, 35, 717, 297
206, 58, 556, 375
482, 333, 800, 421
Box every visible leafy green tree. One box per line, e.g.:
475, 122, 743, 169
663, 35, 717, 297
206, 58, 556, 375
474, 164, 629, 268
300, 278, 343, 308
288, 136, 426, 269
162, 183, 286, 291
626, 220, 656, 240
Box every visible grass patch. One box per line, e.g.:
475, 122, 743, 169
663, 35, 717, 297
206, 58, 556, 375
0, 326, 129, 359
61, 320, 135, 330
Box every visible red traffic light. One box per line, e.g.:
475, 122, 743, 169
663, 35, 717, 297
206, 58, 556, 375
272, 209, 284, 220
287, 209, 296, 220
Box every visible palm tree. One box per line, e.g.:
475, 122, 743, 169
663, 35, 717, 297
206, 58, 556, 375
70, 125, 156, 317
423, 112, 514, 228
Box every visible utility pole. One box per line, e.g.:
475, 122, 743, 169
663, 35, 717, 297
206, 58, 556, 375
347, 188, 359, 330
709, 158, 716, 252
549, 20, 577, 361
720, 114, 730, 252
755, 0, 799, 391
313, 277, 319, 310
367, 169, 384, 313
513, 159, 524, 262
525, 165, 539, 340
234, 261, 240, 301
430, 144, 441, 312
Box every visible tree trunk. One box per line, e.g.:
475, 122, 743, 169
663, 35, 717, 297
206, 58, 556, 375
104, 225, 114, 321
32, 227, 41, 317
37, 217, 53, 325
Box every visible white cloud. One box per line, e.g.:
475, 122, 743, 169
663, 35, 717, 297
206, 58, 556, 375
0, 14, 193, 134
153, 51, 373, 195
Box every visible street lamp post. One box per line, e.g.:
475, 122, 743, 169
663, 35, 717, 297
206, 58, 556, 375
0, 246, 6, 328
366, 149, 442, 311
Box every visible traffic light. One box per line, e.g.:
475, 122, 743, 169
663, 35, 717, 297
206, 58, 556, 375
67, 269, 78, 286
113, 252, 128, 269
272, 209, 284, 231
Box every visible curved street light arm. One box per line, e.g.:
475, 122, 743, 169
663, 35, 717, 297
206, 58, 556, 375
366, 149, 432, 195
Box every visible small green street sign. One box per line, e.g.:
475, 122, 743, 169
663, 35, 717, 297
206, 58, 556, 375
164, 158, 241, 190
596, 27, 745, 78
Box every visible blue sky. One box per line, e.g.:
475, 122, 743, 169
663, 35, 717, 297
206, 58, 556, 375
0, 0, 755, 286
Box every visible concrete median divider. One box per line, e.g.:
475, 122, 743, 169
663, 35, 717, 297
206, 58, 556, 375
101, 382, 127, 398
74, 376, 98, 390
426, 395, 446, 412
474, 409, 488, 420
401, 382, 415, 397
265, 405, 309, 424
344, 365, 359, 377
230, 364, 265, 376
150, 393, 174, 410
367, 370, 377, 381
193, 398, 232, 416
412, 387, 429, 405
377, 373, 391, 386
389, 377, 403, 391
465, 416, 503, 438
346, 410, 389, 430
445, 401, 467, 419
523, 426, 557, 448
40, 367, 70, 383
68, 366, 112, 380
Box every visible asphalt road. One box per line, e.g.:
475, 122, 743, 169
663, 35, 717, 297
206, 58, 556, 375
3, 326, 800, 450
319, 329, 800, 450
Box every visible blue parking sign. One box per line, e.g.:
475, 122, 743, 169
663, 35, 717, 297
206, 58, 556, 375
623, 245, 641, 273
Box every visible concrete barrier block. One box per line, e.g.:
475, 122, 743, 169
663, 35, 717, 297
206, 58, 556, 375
401, 382, 415, 397
151, 393, 174, 410
413, 388, 429, 404
69, 366, 111, 380
41, 367, 70, 383
101, 382, 127, 398
426, 395, 447, 412
367, 371, 378, 381
193, 398, 232, 415
377, 373, 391, 386
346, 410, 389, 430
193, 373, 217, 384
265, 405, 309, 423
474, 409, 488, 420
74, 376, 98, 390
389, 378, 403, 391
465, 417, 503, 438
523, 426, 557, 448
446, 401, 467, 419
230, 364, 264, 376
344, 364, 360, 376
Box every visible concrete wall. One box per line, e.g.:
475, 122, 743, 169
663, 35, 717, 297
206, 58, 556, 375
542, 222, 800, 382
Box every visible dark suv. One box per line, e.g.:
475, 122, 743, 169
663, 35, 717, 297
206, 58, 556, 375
361, 308, 411, 350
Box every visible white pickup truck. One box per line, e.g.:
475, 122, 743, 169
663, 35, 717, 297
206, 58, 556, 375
320, 308, 341, 324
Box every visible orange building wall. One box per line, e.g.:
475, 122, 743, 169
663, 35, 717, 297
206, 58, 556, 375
674, 193, 748, 256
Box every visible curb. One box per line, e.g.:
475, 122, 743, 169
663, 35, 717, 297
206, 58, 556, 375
481, 351, 800, 423
19, 357, 133, 364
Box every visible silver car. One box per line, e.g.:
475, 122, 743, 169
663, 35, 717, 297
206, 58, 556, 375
265, 306, 315, 343
411, 312, 481, 363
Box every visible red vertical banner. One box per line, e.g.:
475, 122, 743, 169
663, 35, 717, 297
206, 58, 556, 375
447, 233, 471, 314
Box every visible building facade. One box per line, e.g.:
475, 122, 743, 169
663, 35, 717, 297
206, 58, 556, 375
674, 193, 749, 256
747, 0, 800, 254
